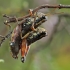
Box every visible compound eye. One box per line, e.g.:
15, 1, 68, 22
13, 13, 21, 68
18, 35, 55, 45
10, 42, 15, 48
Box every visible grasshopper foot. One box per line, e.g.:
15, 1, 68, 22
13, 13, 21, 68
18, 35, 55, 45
21, 57, 26, 63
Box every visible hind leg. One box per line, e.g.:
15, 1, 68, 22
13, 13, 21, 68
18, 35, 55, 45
20, 39, 28, 63
25, 45, 30, 57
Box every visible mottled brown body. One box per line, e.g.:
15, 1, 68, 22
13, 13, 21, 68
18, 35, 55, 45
10, 25, 21, 58
1, 10, 47, 63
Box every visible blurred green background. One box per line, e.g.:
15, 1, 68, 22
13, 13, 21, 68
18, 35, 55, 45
0, 0, 70, 70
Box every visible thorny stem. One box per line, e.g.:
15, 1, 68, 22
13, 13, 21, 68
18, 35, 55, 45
3, 4, 70, 24
0, 31, 12, 46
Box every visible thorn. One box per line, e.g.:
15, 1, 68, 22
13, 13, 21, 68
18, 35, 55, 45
3, 14, 7, 17
0, 35, 5, 38
3, 14, 10, 18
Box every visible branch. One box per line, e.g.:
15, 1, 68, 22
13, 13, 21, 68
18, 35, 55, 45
3, 4, 70, 24
0, 31, 12, 46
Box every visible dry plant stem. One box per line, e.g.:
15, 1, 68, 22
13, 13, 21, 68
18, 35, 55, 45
0, 31, 12, 46
14, 4, 70, 20
4, 4, 70, 24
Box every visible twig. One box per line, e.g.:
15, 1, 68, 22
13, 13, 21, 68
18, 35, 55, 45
3, 4, 70, 24
0, 31, 12, 46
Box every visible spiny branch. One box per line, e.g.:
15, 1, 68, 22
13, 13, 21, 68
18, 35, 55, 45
3, 4, 70, 24
0, 31, 12, 46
